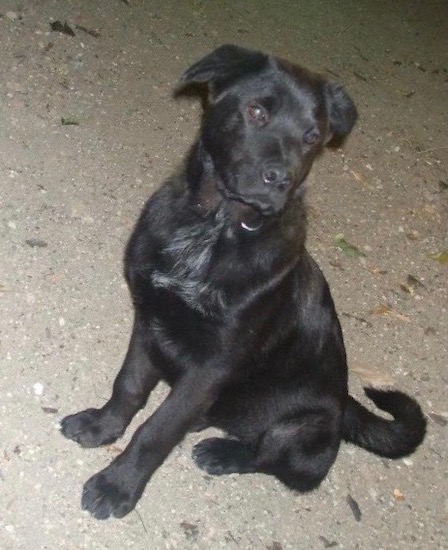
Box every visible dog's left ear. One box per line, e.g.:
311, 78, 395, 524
324, 82, 358, 144
180, 44, 268, 100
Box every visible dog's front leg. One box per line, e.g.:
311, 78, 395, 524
61, 315, 160, 448
81, 370, 221, 519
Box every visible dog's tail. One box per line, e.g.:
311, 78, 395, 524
342, 388, 426, 458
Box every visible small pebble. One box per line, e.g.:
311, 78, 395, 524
6, 11, 19, 21
33, 382, 45, 396
25, 238, 48, 248
6, 81, 26, 93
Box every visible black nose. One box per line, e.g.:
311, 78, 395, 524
262, 163, 291, 188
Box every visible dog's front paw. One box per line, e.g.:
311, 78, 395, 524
82, 468, 143, 520
60, 408, 123, 448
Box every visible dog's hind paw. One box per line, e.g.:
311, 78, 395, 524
192, 437, 256, 475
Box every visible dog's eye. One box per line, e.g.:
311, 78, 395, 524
247, 103, 268, 125
303, 129, 320, 145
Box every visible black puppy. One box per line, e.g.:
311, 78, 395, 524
61, 45, 426, 520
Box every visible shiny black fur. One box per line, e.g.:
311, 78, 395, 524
61, 45, 426, 519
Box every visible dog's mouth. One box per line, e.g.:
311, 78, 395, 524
216, 182, 285, 217
219, 189, 282, 232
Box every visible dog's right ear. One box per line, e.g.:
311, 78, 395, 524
180, 44, 267, 99
324, 82, 358, 146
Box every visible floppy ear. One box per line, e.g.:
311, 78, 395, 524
180, 44, 267, 99
324, 82, 358, 144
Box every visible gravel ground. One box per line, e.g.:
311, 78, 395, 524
0, 1, 447, 549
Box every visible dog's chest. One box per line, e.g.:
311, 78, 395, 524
150, 216, 227, 314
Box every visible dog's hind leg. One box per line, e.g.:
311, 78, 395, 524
254, 412, 341, 491
61, 315, 161, 448
193, 411, 340, 492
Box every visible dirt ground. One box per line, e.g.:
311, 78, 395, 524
0, 1, 447, 548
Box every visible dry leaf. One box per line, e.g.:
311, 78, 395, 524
107, 445, 124, 454
401, 274, 426, 295
61, 117, 80, 126
368, 263, 387, 275
41, 406, 59, 414
0, 284, 14, 293
48, 273, 64, 284
75, 25, 101, 38
406, 230, 419, 241
393, 488, 405, 501
350, 362, 394, 387
423, 204, 437, 215
25, 238, 48, 248
418, 204, 441, 222
369, 304, 411, 322
407, 274, 425, 289
346, 494, 362, 521
429, 412, 448, 426
350, 170, 372, 188
50, 20, 76, 37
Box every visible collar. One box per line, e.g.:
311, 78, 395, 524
241, 218, 262, 232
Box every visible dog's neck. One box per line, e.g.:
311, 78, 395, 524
187, 141, 222, 215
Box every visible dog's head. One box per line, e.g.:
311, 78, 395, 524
181, 45, 357, 216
